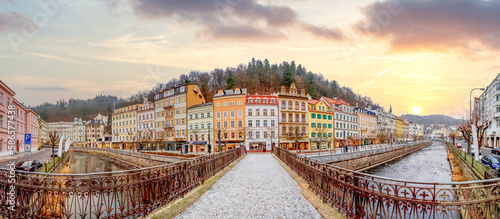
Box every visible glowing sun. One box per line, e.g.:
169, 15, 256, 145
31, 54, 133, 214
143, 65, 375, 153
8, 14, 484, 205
411, 107, 422, 115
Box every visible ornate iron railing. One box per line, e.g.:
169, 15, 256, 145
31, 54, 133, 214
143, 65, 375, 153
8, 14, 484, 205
0, 147, 245, 218
272, 146, 500, 219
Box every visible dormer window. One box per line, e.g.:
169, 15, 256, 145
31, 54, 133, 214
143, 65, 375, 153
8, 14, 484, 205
248, 98, 253, 103
256, 98, 260, 103
263, 98, 268, 103
235, 88, 240, 94
218, 91, 224, 95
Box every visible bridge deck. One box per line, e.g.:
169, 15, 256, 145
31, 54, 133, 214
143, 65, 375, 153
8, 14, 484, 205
175, 153, 321, 219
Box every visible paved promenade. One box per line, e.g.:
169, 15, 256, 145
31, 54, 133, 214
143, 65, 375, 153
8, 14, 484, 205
176, 153, 321, 219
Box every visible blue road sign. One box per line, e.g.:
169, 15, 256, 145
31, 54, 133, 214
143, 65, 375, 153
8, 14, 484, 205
24, 134, 31, 144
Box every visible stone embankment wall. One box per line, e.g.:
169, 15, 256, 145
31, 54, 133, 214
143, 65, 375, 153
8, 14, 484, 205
312, 141, 432, 170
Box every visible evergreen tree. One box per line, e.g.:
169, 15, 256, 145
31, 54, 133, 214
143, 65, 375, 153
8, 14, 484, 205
306, 72, 317, 99
283, 67, 294, 87
226, 74, 236, 89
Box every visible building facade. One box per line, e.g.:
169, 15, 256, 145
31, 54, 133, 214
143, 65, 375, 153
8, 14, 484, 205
187, 103, 214, 153
308, 99, 334, 150
322, 97, 359, 147
39, 119, 48, 148
86, 114, 108, 148
403, 118, 411, 142
46, 121, 75, 144
245, 95, 278, 151
73, 117, 86, 147
396, 116, 404, 142
112, 104, 139, 149
479, 73, 500, 148
137, 98, 155, 150
0, 80, 40, 156
355, 107, 378, 145
213, 88, 246, 151
154, 85, 205, 151
278, 84, 309, 150
377, 107, 396, 144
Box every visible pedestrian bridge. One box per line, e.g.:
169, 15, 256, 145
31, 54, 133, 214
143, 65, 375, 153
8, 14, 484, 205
1, 144, 499, 218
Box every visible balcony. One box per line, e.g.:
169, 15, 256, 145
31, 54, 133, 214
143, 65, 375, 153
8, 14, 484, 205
164, 124, 174, 130
163, 105, 174, 110
494, 112, 500, 119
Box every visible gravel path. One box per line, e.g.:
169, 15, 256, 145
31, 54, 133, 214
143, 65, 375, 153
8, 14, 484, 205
176, 153, 322, 219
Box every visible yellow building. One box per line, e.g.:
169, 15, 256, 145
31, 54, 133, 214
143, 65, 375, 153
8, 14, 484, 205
396, 116, 404, 142
278, 83, 309, 150
355, 107, 378, 145
213, 88, 247, 151
112, 104, 140, 149
154, 85, 206, 151
308, 99, 334, 150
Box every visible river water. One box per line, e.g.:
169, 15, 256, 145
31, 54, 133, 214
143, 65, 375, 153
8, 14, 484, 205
366, 141, 452, 182
68, 151, 125, 174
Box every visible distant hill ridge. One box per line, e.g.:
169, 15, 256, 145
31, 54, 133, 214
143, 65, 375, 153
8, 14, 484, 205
32, 58, 382, 122
402, 114, 458, 127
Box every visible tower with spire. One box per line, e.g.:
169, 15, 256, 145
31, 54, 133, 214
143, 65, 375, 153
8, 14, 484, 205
390, 105, 392, 113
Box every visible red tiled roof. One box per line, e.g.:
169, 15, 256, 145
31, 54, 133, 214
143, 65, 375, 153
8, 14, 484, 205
308, 99, 319, 105
322, 97, 350, 106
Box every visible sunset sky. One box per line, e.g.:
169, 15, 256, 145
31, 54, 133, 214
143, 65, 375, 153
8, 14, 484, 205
1, 0, 499, 118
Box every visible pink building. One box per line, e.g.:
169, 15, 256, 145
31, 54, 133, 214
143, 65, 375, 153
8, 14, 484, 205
0, 80, 39, 156
137, 97, 155, 149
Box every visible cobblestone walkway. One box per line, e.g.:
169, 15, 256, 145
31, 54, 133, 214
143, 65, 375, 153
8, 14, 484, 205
176, 153, 322, 219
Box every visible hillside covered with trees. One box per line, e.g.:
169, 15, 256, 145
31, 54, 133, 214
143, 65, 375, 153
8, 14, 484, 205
34, 58, 381, 122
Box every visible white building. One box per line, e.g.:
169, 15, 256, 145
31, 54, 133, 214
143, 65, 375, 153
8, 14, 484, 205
245, 94, 279, 151
321, 97, 359, 147
187, 103, 214, 153
137, 97, 155, 150
46, 121, 75, 143
376, 106, 396, 143
73, 117, 86, 147
479, 73, 500, 147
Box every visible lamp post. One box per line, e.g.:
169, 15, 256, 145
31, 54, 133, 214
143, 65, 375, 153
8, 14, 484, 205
469, 88, 485, 152
470, 88, 485, 120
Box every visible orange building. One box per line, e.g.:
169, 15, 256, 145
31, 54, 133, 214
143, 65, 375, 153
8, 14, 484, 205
154, 85, 205, 151
213, 88, 247, 151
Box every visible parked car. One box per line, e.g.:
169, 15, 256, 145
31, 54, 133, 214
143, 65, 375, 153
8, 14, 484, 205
470, 146, 482, 156
51, 149, 58, 157
491, 148, 500, 155
456, 143, 462, 148
481, 155, 500, 171
15, 160, 43, 172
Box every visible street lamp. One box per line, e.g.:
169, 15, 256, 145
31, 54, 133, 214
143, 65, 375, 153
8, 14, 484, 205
470, 88, 485, 120
469, 87, 485, 152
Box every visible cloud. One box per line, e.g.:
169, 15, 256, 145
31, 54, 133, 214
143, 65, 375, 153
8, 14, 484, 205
126, 0, 298, 40
353, 67, 392, 91
0, 11, 37, 32
355, 0, 500, 55
199, 24, 284, 41
301, 23, 343, 41
24, 86, 69, 91
487, 65, 500, 71
22, 52, 93, 65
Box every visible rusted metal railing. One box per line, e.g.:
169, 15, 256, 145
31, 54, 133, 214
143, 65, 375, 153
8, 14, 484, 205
0, 147, 246, 218
273, 145, 500, 219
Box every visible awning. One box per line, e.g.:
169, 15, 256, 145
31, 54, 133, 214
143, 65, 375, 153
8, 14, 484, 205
298, 140, 309, 143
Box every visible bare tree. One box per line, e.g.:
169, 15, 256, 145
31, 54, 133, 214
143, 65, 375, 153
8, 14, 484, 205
457, 108, 491, 158
214, 128, 227, 152
264, 126, 278, 150
449, 131, 457, 146
280, 124, 306, 150
312, 124, 329, 150
48, 130, 60, 157
154, 130, 167, 151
